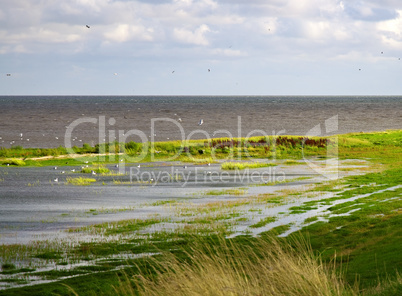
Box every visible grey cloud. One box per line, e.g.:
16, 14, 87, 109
342, 1, 398, 21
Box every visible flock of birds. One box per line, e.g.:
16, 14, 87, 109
3, 24, 400, 78
52, 162, 212, 183
4, 40, 399, 78
4, 24, 212, 78
1, 132, 83, 146
2, 116, 205, 147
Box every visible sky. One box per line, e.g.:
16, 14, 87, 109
1, 0, 402, 96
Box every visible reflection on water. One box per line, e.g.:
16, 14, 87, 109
0, 159, 359, 245
0, 159, 376, 290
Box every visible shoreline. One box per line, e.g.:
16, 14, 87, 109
1, 129, 400, 164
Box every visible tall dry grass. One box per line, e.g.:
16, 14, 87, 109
123, 236, 358, 296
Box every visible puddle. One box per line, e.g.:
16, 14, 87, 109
0, 158, 375, 289
230, 185, 402, 238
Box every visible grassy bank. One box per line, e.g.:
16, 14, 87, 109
0, 130, 401, 295
0, 134, 335, 167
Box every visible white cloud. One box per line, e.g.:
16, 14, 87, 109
210, 48, 247, 57
378, 11, 402, 49
1, 0, 402, 94
342, 1, 398, 21
103, 24, 154, 42
378, 10, 402, 35
173, 24, 211, 45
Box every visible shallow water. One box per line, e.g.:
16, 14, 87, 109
0, 159, 332, 245
0, 158, 378, 290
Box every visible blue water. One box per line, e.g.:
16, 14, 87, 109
0, 95, 401, 148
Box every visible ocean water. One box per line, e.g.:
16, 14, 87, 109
0, 95, 401, 148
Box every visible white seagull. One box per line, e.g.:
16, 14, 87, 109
198, 119, 204, 126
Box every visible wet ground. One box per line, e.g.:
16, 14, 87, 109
0, 158, 377, 290
0, 158, 360, 245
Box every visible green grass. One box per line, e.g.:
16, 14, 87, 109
81, 164, 110, 174
1, 263, 16, 270
221, 161, 277, 170
1, 130, 401, 295
249, 216, 276, 228
66, 177, 97, 186
203, 188, 247, 196
289, 167, 402, 289
283, 159, 304, 165
0, 133, 334, 167
1, 158, 26, 166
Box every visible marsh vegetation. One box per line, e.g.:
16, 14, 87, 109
0, 130, 401, 295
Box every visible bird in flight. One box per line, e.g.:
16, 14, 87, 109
208, 69, 210, 72
172, 70, 175, 74
86, 25, 90, 28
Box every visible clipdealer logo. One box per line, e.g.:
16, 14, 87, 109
64, 115, 339, 182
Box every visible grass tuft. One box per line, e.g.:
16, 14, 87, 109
81, 164, 110, 174
221, 162, 277, 170
2, 158, 26, 166
66, 177, 96, 186
130, 236, 357, 296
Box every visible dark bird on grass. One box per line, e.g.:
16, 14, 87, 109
86, 25, 90, 28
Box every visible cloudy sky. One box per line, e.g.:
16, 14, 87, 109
1, 0, 402, 95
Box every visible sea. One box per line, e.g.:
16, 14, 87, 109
0, 95, 401, 148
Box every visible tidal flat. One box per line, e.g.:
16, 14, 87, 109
0, 130, 401, 295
